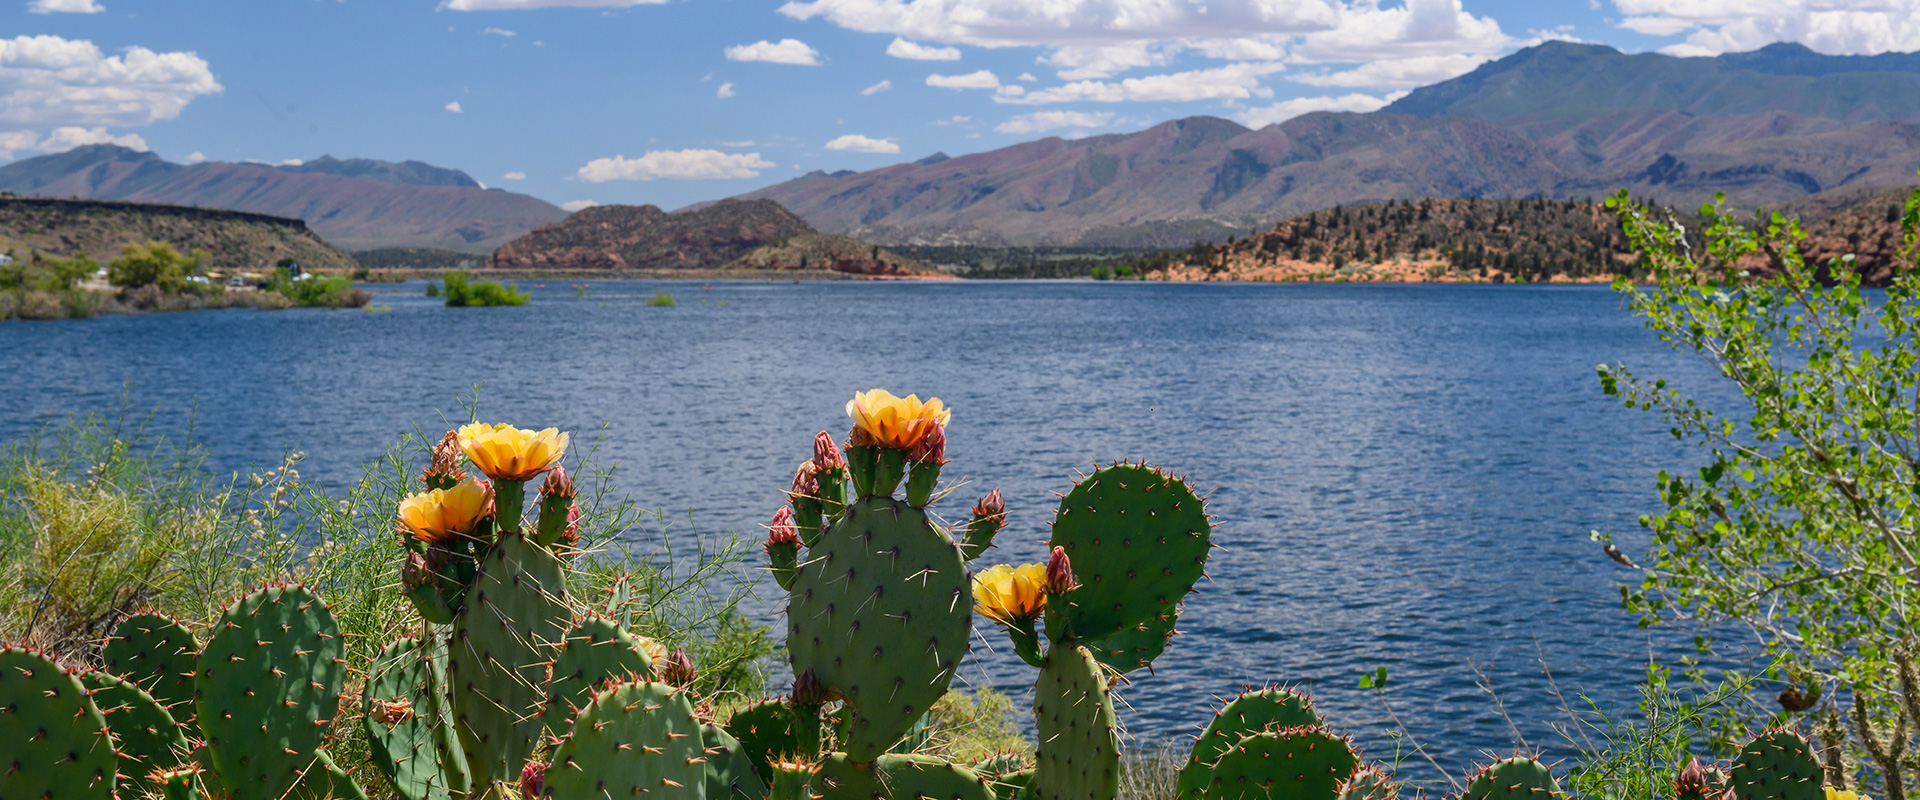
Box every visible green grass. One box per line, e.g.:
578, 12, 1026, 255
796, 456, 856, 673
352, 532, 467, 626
644, 290, 677, 306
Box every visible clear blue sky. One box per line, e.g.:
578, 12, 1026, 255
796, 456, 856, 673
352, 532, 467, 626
0, 0, 1906, 210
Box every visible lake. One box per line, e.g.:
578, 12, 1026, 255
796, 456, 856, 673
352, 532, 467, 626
0, 279, 1729, 779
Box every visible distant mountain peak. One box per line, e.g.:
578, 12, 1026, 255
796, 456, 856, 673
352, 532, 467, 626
278, 155, 480, 188
914, 152, 951, 166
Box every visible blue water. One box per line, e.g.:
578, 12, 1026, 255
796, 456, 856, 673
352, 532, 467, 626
0, 280, 1730, 778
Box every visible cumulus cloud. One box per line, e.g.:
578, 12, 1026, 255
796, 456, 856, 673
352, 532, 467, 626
860, 79, 893, 95
504, 171, 526, 179
1041, 42, 1170, 80
1291, 53, 1494, 89
725, 39, 822, 65
0, 35, 222, 134
29, 0, 103, 13
717, 82, 736, 98
994, 110, 1115, 134
442, 0, 666, 9
561, 200, 600, 212
887, 38, 961, 60
931, 114, 970, 125
778, 0, 1342, 49
720, 140, 756, 146
183, 151, 206, 164
1236, 90, 1406, 127
824, 134, 901, 153
1610, 0, 1920, 55
997, 62, 1286, 104
482, 27, 516, 36
445, 101, 464, 113
36, 126, 146, 152
576, 149, 775, 181
927, 69, 1000, 89
0, 131, 37, 159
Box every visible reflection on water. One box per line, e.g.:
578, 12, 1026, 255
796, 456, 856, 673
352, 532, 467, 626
0, 279, 1727, 777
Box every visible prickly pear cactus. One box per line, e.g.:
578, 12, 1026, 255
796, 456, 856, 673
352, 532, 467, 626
364, 637, 469, 800
729, 699, 823, 782
787, 495, 970, 760
80, 669, 189, 796
540, 680, 706, 799
103, 611, 200, 714
195, 584, 346, 800
1045, 463, 1209, 647
1032, 645, 1119, 800
1202, 727, 1357, 800
291, 749, 372, 800
815, 753, 996, 800
1458, 757, 1564, 800
769, 761, 817, 800
0, 646, 116, 800
704, 721, 771, 800
972, 752, 1036, 800
1175, 689, 1324, 800
1729, 730, 1823, 800
1336, 765, 1398, 800
449, 533, 572, 791
540, 615, 655, 739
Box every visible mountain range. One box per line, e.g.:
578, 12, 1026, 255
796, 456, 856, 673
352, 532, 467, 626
0, 146, 564, 253
732, 41, 1920, 246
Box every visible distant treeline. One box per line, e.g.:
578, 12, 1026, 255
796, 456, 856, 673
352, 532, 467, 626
352, 247, 486, 272
890, 245, 1163, 279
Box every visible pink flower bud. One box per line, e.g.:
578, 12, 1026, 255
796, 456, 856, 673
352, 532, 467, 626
539, 466, 576, 500
908, 423, 947, 464
662, 646, 697, 686
422, 430, 469, 485
791, 668, 836, 707
766, 506, 800, 549
1045, 546, 1078, 596
520, 761, 547, 800
791, 461, 820, 498
563, 504, 581, 545
813, 432, 846, 469
846, 426, 877, 449
973, 488, 1005, 520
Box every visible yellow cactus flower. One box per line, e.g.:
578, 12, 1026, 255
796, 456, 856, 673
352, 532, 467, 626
845, 389, 951, 451
456, 422, 569, 482
396, 479, 493, 543
1828, 788, 1869, 800
636, 636, 668, 665
972, 563, 1048, 626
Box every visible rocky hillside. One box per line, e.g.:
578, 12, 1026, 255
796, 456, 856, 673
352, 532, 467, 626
486, 199, 815, 272
722, 233, 947, 278
0, 145, 566, 253
0, 195, 358, 273
734, 41, 1920, 247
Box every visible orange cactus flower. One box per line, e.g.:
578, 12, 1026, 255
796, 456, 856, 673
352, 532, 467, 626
456, 422, 569, 482
396, 479, 493, 543
845, 389, 951, 451
972, 563, 1048, 626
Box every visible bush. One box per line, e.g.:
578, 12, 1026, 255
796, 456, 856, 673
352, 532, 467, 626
267, 273, 371, 308
442, 270, 529, 307
644, 290, 676, 306
107, 242, 210, 293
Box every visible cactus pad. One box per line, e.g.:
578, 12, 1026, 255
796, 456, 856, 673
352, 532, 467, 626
290, 749, 371, 800
0, 646, 116, 800
540, 680, 706, 799
769, 761, 817, 800
541, 615, 655, 739
1202, 727, 1357, 800
80, 669, 188, 796
1032, 645, 1119, 800
1175, 689, 1324, 800
1458, 757, 1564, 800
103, 611, 200, 714
1083, 611, 1178, 675
450, 533, 573, 790
1729, 730, 1822, 800
703, 721, 771, 800
1336, 765, 1398, 800
816, 753, 996, 800
787, 496, 970, 760
728, 699, 820, 782
195, 583, 345, 800
363, 637, 466, 800
1047, 464, 1209, 644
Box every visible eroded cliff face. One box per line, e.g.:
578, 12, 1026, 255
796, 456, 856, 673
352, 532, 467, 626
486, 199, 814, 271
721, 233, 949, 279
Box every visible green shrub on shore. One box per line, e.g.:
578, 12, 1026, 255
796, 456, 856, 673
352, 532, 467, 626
266, 271, 372, 308
443, 269, 529, 306
644, 289, 677, 306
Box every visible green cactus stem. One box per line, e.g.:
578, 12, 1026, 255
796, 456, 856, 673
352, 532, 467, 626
958, 489, 1005, 561
815, 753, 995, 800
0, 645, 116, 800
704, 722, 771, 800
1336, 765, 1398, 800
365, 637, 469, 800
1202, 727, 1358, 800
1045, 463, 1210, 647
1032, 645, 1119, 800
873, 448, 909, 497
846, 444, 878, 498
1174, 688, 1324, 800
102, 611, 200, 715
291, 750, 371, 800
494, 479, 528, 534
1730, 730, 1823, 800
540, 615, 656, 740
905, 460, 941, 507
153, 767, 201, 800
540, 680, 706, 799
195, 584, 346, 800
449, 533, 573, 794
80, 669, 189, 796
1459, 757, 1564, 800
769, 761, 817, 800
728, 698, 823, 783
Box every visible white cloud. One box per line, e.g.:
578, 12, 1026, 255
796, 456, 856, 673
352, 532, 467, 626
576, 149, 776, 181
997, 61, 1286, 104
724, 39, 822, 66
860, 79, 893, 95
504, 171, 527, 179
717, 82, 736, 98
778, 0, 1342, 49
927, 69, 1000, 89
183, 151, 206, 164
1018, 72, 1037, 81
28, 0, 103, 13
1611, 0, 1920, 55
0, 131, 35, 159
1042, 42, 1170, 80
1286, 0, 1511, 64
824, 134, 901, 153
994, 110, 1115, 134
1236, 90, 1406, 127
561, 200, 599, 212
442, 0, 666, 9
931, 114, 970, 125
720, 140, 756, 147
482, 27, 517, 36
0, 35, 222, 134
445, 101, 464, 113
1291, 53, 1493, 89
34, 126, 146, 152
887, 38, 962, 60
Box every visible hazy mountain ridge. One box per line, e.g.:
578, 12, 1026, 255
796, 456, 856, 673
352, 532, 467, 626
0, 145, 565, 253
734, 41, 1920, 246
